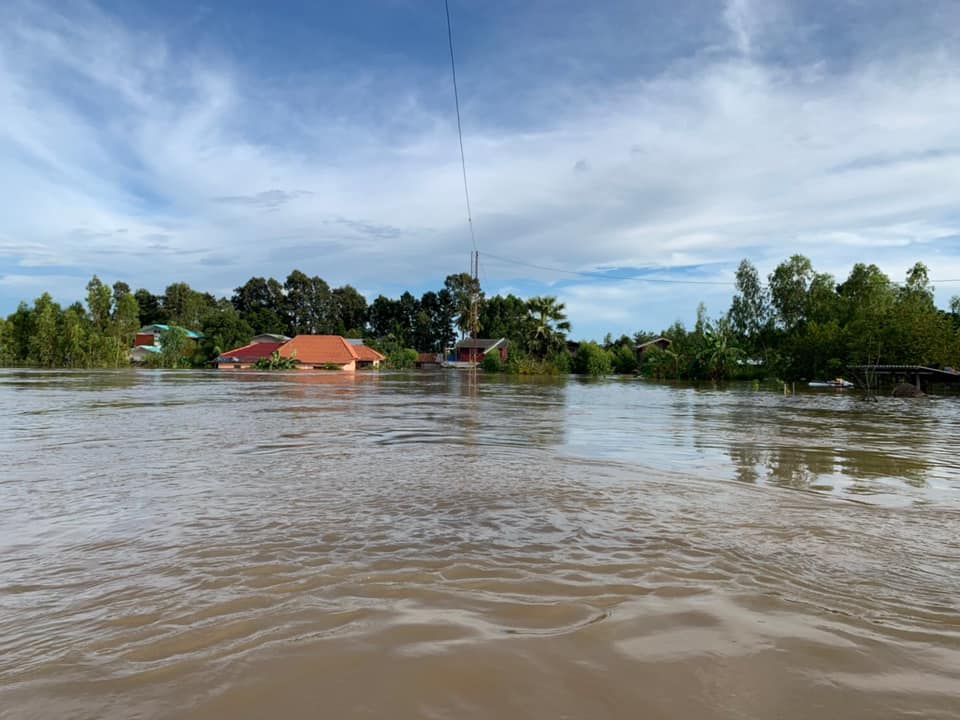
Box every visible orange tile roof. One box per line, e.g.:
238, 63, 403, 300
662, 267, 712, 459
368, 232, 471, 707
353, 344, 386, 362
279, 336, 359, 365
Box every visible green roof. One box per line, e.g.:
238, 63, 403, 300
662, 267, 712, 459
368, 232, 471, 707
140, 324, 203, 339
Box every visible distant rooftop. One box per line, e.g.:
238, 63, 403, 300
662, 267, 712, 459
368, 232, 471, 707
139, 324, 203, 339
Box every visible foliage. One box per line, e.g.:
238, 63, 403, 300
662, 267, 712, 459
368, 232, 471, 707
331, 285, 369, 335
641, 346, 679, 380
695, 318, 743, 382
480, 294, 532, 346
635, 257, 960, 382
158, 327, 190, 369
480, 352, 503, 372
572, 341, 613, 376
0, 280, 146, 368
386, 347, 419, 370
526, 296, 571, 358
728, 259, 773, 362
444, 272, 483, 336
197, 303, 254, 365
5, 258, 959, 380
253, 350, 298, 371
610, 342, 638, 374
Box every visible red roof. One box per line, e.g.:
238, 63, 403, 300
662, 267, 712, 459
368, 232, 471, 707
279, 336, 359, 365
354, 344, 386, 362
218, 342, 283, 362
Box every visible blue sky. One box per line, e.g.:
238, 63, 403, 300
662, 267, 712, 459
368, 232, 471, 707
1, 0, 959, 339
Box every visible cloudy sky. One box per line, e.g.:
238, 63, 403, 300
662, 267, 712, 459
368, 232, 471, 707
1, 0, 959, 338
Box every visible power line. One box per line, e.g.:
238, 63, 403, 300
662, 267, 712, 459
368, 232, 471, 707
444, 0, 476, 252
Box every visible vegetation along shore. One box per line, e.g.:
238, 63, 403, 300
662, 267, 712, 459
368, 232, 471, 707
2, 255, 958, 382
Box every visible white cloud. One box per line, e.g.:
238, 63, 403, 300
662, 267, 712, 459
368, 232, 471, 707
0, 0, 958, 338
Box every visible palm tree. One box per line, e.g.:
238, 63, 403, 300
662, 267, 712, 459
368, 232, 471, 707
696, 319, 743, 381
526, 296, 571, 358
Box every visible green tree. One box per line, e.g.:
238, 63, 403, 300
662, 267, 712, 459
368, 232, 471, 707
838, 263, 895, 365
641, 346, 680, 380
0, 317, 11, 365
134, 288, 165, 326
368, 295, 403, 341
284, 270, 333, 335
444, 272, 483, 336
29, 293, 63, 367
158, 326, 189, 368
696, 318, 742, 381
805, 272, 839, 325
198, 303, 253, 363
86, 276, 113, 332
331, 285, 368, 335
113, 291, 141, 352
162, 282, 214, 330
768, 255, 814, 330
232, 277, 287, 334
610, 341, 638, 374
480, 294, 531, 346
728, 259, 773, 360
61, 304, 89, 368
526, 296, 571, 358
572, 341, 612, 376
5, 302, 34, 364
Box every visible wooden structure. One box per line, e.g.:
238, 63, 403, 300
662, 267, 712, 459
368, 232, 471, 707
447, 338, 508, 365
636, 337, 672, 362
851, 365, 960, 392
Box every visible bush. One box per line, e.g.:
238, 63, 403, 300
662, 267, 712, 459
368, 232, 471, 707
387, 348, 418, 369
253, 350, 298, 370
611, 343, 638, 374
546, 349, 571, 373
481, 353, 503, 372
504, 349, 564, 375
573, 342, 613, 376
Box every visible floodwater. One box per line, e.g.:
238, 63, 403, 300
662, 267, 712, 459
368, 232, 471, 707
1, 369, 959, 719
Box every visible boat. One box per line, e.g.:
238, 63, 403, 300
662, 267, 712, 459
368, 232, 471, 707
808, 378, 854, 389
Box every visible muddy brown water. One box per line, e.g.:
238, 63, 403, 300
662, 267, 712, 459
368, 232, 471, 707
1, 369, 959, 719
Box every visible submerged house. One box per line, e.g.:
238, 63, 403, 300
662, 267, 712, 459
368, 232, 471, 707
449, 338, 509, 364
134, 324, 203, 348
351, 343, 387, 369
636, 337, 672, 362
279, 335, 383, 371
215, 335, 385, 371
250, 333, 291, 345
214, 342, 284, 369
416, 352, 443, 369
130, 324, 203, 363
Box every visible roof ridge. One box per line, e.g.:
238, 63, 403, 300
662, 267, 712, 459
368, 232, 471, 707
338, 335, 360, 359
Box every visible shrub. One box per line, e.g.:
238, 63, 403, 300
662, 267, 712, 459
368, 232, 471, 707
573, 342, 613, 376
387, 348, 419, 369
481, 353, 502, 372
611, 343, 638, 374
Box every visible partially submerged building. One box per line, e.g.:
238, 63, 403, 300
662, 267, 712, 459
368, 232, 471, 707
214, 342, 285, 369
216, 335, 385, 371
130, 324, 203, 363
449, 338, 509, 364
636, 337, 672, 362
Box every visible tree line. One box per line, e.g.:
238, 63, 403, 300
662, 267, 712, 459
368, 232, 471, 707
0, 269, 573, 370
2, 256, 957, 378
636, 256, 960, 381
